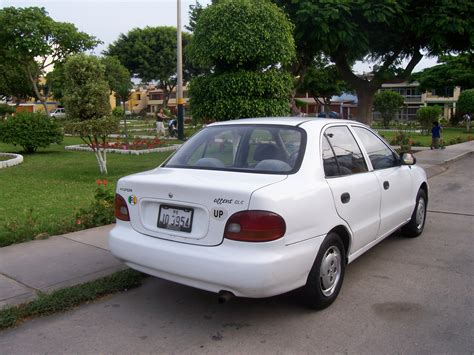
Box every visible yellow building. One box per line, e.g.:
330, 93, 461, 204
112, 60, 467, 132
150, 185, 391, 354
378, 81, 461, 121
127, 88, 148, 114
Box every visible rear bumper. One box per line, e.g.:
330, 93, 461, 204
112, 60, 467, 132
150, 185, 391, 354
109, 221, 324, 298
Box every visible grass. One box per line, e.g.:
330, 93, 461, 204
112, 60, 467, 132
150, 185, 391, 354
0, 269, 145, 330
0, 137, 173, 246
376, 127, 474, 146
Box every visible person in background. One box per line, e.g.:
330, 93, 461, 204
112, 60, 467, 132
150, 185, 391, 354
156, 108, 167, 134
463, 113, 471, 132
430, 121, 442, 149
168, 118, 178, 137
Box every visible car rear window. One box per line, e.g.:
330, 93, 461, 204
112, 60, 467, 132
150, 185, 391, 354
163, 125, 306, 174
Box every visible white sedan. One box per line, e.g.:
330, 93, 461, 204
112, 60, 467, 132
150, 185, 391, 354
109, 117, 428, 309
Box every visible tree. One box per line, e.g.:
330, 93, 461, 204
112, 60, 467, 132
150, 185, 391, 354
188, 0, 295, 121
412, 54, 474, 94
374, 91, 405, 128
186, 1, 204, 32
102, 56, 133, 147
186, 0, 221, 32
274, 0, 474, 124
456, 89, 474, 119
302, 59, 347, 116
63, 54, 118, 175
0, 62, 35, 104
105, 27, 192, 108
416, 106, 442, 134
45, 64, 66, 104
0, 7, 100, 115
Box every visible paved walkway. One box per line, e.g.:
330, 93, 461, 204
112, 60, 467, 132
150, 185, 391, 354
1, 141, 473, 309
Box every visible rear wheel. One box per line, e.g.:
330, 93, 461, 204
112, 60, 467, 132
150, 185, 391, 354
302, 232, 345, 310
402, 189, 427, 238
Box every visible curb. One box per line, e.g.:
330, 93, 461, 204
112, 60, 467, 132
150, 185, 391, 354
64, 144, 181, 155
0, 153, 23, 169
419, 150, 473, 179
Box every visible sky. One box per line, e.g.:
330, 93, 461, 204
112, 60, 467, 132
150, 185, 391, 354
1, 0, 438, 73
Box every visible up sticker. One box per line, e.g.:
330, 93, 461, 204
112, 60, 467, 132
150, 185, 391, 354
211, 208, 228, 221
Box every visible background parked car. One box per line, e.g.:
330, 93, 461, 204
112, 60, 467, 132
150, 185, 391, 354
317, 111, 341, 119
50, 108, 66, 119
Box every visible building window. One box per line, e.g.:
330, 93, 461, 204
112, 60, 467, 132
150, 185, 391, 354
150, 93, 163, 100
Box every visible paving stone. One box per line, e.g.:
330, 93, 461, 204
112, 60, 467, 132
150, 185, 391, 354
61, 225, 113, 250
0, 236, 124, 292
0, 274, 36, 308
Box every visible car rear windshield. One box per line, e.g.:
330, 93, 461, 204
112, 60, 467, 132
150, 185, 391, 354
163, 125, 306, 174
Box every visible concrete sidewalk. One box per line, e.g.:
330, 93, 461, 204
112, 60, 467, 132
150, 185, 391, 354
1, 140, 473, 309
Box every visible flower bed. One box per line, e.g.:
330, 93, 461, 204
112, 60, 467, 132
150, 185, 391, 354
0, 153, 23, 169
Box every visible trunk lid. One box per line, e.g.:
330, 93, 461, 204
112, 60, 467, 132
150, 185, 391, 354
117, 167, 287, 246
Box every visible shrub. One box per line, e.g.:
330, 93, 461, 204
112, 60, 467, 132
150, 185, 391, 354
0, 111, 63, 153
416, 106, 442, 134
189, 0, 295, 70
456, 89, 474, 122
188, 0, 295, 121
189, 69, 293, 121
75, 180, 115, 229
373, 90, 405, 129
0, 104, 15, 117
112, 107, 124, 117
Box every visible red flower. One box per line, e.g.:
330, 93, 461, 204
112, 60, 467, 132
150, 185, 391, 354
76, 218, 82, 225
96, 179, 102, 186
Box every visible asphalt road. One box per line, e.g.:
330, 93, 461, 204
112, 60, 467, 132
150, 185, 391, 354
1, 156, 473, 354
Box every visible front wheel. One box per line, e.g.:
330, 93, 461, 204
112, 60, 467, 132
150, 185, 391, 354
302, 232, 346, 310
402, 189, 427, 238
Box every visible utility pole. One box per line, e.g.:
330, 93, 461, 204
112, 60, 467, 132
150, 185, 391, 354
177, 0, 184, 140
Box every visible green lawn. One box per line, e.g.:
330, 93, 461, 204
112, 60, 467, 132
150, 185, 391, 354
0, 137, 173, 246
376, 127, 474, 147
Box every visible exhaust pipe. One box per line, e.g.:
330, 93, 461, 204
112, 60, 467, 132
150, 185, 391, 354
218, 291, 234, 304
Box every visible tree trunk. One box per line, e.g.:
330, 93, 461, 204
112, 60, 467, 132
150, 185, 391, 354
26, 65, 50, 116
94, 149, 108, 175
122, 101, 129, 148
355, 89, 377, 125
290, 93, 301, 116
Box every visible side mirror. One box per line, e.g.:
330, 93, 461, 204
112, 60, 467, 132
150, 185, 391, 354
401, 152, 416, 165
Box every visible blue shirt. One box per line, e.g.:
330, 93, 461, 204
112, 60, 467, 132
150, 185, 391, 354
432, 125, 441, 138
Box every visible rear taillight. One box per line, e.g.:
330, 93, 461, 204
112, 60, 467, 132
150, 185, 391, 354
114, 194, 130, 221
224, 210, 286, 242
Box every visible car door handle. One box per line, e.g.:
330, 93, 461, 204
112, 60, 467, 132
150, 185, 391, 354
383, 181, 390, 190
341, 192, 350, 204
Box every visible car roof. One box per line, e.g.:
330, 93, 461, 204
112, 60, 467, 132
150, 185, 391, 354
208, 117, 362, 129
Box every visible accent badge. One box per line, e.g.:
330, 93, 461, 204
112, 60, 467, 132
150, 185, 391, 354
128, 195, 137, 205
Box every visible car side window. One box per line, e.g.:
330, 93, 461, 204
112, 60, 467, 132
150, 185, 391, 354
323, 126, 368, 176
352, 127, 398, 170
322, 135, 339, 177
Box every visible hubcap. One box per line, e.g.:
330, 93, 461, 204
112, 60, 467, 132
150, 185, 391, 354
416, 197, 426, 230
319, 245, 342, 297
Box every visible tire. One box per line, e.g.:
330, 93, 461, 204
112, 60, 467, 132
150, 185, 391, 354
402, 189, 427, 238
302, 232, 346, 310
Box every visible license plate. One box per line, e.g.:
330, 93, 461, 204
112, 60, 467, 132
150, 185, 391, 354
158, 205, 194, 233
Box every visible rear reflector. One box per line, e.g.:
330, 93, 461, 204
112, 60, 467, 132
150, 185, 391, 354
114, 194, 130, 221
224, 210, 286, 242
